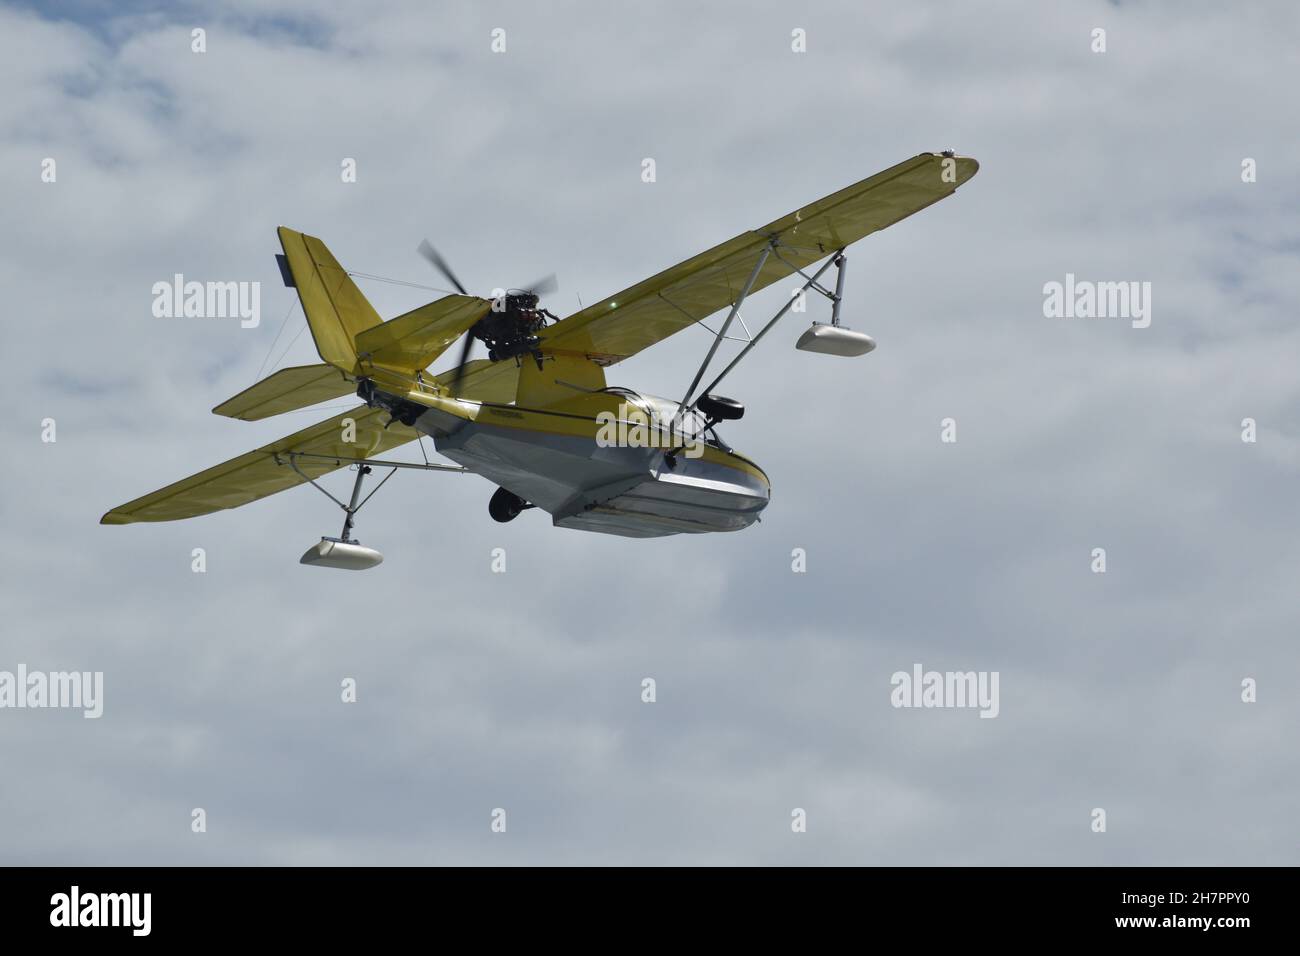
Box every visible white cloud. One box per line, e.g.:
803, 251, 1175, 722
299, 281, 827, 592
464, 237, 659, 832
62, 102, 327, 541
2, 0, 1298, 864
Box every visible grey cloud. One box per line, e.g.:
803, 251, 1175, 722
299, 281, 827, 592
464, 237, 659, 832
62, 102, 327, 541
1, 0, 1297, 865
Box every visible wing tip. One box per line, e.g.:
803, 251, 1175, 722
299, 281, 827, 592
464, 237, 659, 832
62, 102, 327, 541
211, 400, 255, 421
100, 511, 131, 525
929, 150, 980, 182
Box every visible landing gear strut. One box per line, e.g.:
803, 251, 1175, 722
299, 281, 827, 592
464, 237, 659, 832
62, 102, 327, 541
293, 463, 393, 570
271, 448, 466, 569
489, 487, 531, 523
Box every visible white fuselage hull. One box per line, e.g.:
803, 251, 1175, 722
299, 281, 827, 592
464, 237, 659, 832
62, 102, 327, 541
415, 404, 770, 538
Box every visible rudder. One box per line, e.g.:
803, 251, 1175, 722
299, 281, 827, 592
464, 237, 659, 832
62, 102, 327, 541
278, 226, 382, 373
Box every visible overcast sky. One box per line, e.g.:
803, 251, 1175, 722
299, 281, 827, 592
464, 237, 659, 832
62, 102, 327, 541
2, 0, 1297, 865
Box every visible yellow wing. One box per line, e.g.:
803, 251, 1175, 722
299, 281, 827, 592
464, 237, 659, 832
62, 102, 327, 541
101, 406, 419, 524
539, 152, 978, 364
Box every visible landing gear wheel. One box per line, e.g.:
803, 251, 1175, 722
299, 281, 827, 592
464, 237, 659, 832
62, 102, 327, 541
489, 487, 528, 523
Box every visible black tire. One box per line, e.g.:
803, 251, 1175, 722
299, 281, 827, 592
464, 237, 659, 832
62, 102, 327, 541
696, 393, 744, 421
489, 487, 526, 523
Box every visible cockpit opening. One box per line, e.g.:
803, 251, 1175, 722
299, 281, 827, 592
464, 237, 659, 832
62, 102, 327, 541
602, 387, 729, 450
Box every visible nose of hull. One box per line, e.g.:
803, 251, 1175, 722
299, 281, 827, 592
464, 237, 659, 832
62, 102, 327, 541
553, 454, 770, 537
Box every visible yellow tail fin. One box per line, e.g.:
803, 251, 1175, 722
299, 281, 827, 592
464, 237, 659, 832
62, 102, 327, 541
277, 226, 381, 372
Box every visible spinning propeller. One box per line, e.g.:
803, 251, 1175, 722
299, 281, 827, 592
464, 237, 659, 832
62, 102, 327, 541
416, 239, 558, 395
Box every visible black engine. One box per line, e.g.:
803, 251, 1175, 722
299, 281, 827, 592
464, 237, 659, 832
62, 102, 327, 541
471, 290, 558, 364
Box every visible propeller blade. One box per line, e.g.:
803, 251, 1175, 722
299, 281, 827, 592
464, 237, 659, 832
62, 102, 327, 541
417, 239, 469, 296
447, 329, 477, 397
521, 273, 558, 297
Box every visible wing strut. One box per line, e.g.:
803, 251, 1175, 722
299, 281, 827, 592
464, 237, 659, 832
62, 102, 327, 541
275, 452, 464, 571
679, 249, 842, 421
276, 451, 465, 473
675, 241, 772, 425
277, 452, 464, 542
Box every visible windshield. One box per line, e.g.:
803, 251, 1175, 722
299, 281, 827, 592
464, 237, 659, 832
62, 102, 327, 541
603, 388, 724, 447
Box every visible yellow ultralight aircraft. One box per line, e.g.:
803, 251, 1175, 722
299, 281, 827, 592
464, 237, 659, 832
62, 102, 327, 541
103, 151, 978, 568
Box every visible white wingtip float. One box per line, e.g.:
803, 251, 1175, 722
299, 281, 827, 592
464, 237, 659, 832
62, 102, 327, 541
102, 152, 979, 566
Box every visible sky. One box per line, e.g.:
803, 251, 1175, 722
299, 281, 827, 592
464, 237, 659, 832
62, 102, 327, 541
1, 0, 1297, 865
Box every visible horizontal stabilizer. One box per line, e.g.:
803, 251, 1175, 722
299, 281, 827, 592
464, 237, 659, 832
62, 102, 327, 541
354, 294, 489, 373
212, 364, 355, 421
101, 406, 419, 525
